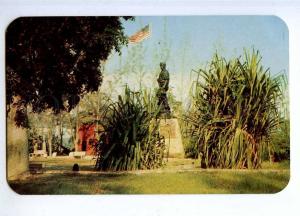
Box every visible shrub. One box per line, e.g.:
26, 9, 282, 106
270, 120, 290, 161
186, 50, 285, 169
28, 129, 43, 153
179, 119, 198, 159
95, 86, 165, 171
183, 138, 198, 159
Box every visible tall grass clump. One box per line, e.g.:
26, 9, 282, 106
186, 50, 285, 169
269, 75, 289, 162
95, 86, 165, 171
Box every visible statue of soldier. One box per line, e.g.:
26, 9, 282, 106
157, 62, 171, 118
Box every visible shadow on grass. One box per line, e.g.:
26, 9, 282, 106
9, 173, 130, 195
199, 171, 290, 194
8, 170, 290, 195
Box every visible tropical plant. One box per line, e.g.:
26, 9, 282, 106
186, 50, 285, 169
95, 86, 165, 171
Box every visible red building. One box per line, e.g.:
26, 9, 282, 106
76, 124, 98, 155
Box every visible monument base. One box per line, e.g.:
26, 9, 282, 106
159, 118, 184, 158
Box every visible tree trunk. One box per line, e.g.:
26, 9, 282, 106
48, 129, 52, 157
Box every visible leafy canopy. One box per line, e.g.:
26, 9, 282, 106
6, 16, 133, 126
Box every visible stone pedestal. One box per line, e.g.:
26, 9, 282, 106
159, 118, 184, 158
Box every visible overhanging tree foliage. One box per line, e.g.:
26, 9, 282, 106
6, 16, 133, 127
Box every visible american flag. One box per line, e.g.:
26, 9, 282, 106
128, 24, 151, 44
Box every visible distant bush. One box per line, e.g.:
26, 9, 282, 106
183, 138, 198, 159
179, 119, 198, 159
28, 129, 44, 153
270, 120, 290, 161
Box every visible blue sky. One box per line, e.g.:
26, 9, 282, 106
102, 16, 288, 102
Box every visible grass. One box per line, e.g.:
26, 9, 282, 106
28, 157, 97, 171
8, 158, 289, 194
9, 170, 289, 194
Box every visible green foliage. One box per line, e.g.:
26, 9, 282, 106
183, 139, 198, 159
179, 119, 198, 159
269, 75, 289, 162
270, 120, 290, 161
76, 90, 111, 125
95, 86, 165, 171
6, 16, 133, 126
27, 110, 75, 155
28, 129, 42, 153
186, 50, 285, 168
51, 135, 72, 155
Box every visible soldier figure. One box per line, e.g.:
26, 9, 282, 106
157, 62, 171, 118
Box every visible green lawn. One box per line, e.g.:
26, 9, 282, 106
8, 158, 289, 194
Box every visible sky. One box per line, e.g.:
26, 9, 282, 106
102, 16, 289, 103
